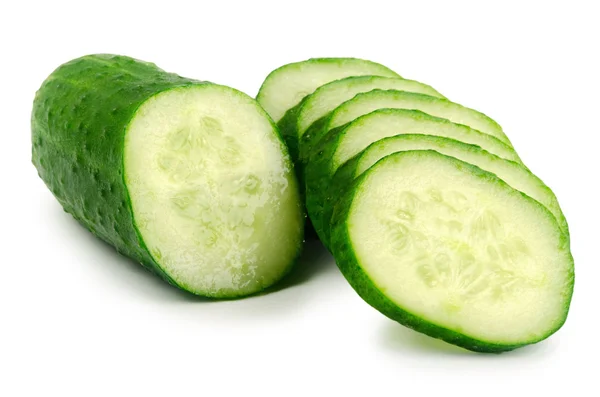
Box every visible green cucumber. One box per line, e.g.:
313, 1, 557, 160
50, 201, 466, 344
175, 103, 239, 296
330, 150, 574, 352
279, 75, 444, 164
319, 134, 568, 247
257, 58, 400, 123
32, 54, 304, 298
305, 109, 521, 241
296, 75, 445, 139
300, 89, 514, 164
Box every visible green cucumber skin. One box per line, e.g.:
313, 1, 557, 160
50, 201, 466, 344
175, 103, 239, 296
299, 115, 330, 168
32, 54, 200, 288
318, 152, 361, 249
304, 123, 346, 243
329, 151, 574, 353
277, 103, 304, 166
277, 101, 321, 241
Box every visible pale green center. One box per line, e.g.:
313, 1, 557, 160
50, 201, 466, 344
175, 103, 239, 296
124, 85, 302, 296
349, 153, 570, 343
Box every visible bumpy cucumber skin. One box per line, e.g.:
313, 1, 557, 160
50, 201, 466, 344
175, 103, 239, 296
32, 54, 304, 298
329, 151, 574, 353
277, 102, 304, 166
318, 153, 361, 249
32, 54, 197, 288
299, 115, 330, 168
304, 123, 346, 242
277, 100, 321, 241
320, 134, 570, 247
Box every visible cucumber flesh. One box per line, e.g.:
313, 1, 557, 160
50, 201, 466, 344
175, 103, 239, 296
125, 86, 303, 296
305, 109, 521, 241
32, 55, 304, 298
330, 151, 574, 352
320, 134, 568, 247
257, 58, 400, 123
301, 89, 512, 163
296, 75, 445, 138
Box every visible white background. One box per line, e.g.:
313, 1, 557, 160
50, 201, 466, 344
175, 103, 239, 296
2, 1, 599, 396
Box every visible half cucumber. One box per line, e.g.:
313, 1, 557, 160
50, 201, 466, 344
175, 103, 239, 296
300, 89, 514, 164
32, 54, 304, 298
305, 109, 521, 241
320, 134, 568, 247
330, 150, 574, 352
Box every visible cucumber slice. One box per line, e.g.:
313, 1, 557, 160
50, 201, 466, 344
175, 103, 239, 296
257, 58, 400, 123
300, 89, 513, 163
32, 54, 304, 298
305, 109, 521, 240
297, 76, 445, 139
330, 151, 574, 352
319, 134, 568, 247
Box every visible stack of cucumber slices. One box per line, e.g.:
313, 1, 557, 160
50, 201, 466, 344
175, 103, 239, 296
257, 58, 574, 352
32, 55, 573, 353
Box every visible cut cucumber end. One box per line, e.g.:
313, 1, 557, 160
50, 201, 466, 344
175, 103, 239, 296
257, 58, 400, 123
296, 75, 446, 138
124, 85, 304, 297
331, 151, 573, 351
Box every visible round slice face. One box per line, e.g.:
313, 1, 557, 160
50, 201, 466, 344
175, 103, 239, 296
331, 151, 573, 352
328, 89, 511, 147
320, 135, 568, 247
124, 85, 304, 297
296, 76, 445, 138
257, 58, 400, 122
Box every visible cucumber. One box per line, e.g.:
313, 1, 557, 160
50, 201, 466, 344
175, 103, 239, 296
296, 76, 445, 139
257, 58, 400, 123
319, 134, 568, 247
330, 150, 574, 352
278, 75, 444, 163
300, 89, 514, 164
305, 109, 521, 241
32, 54, 304, 298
